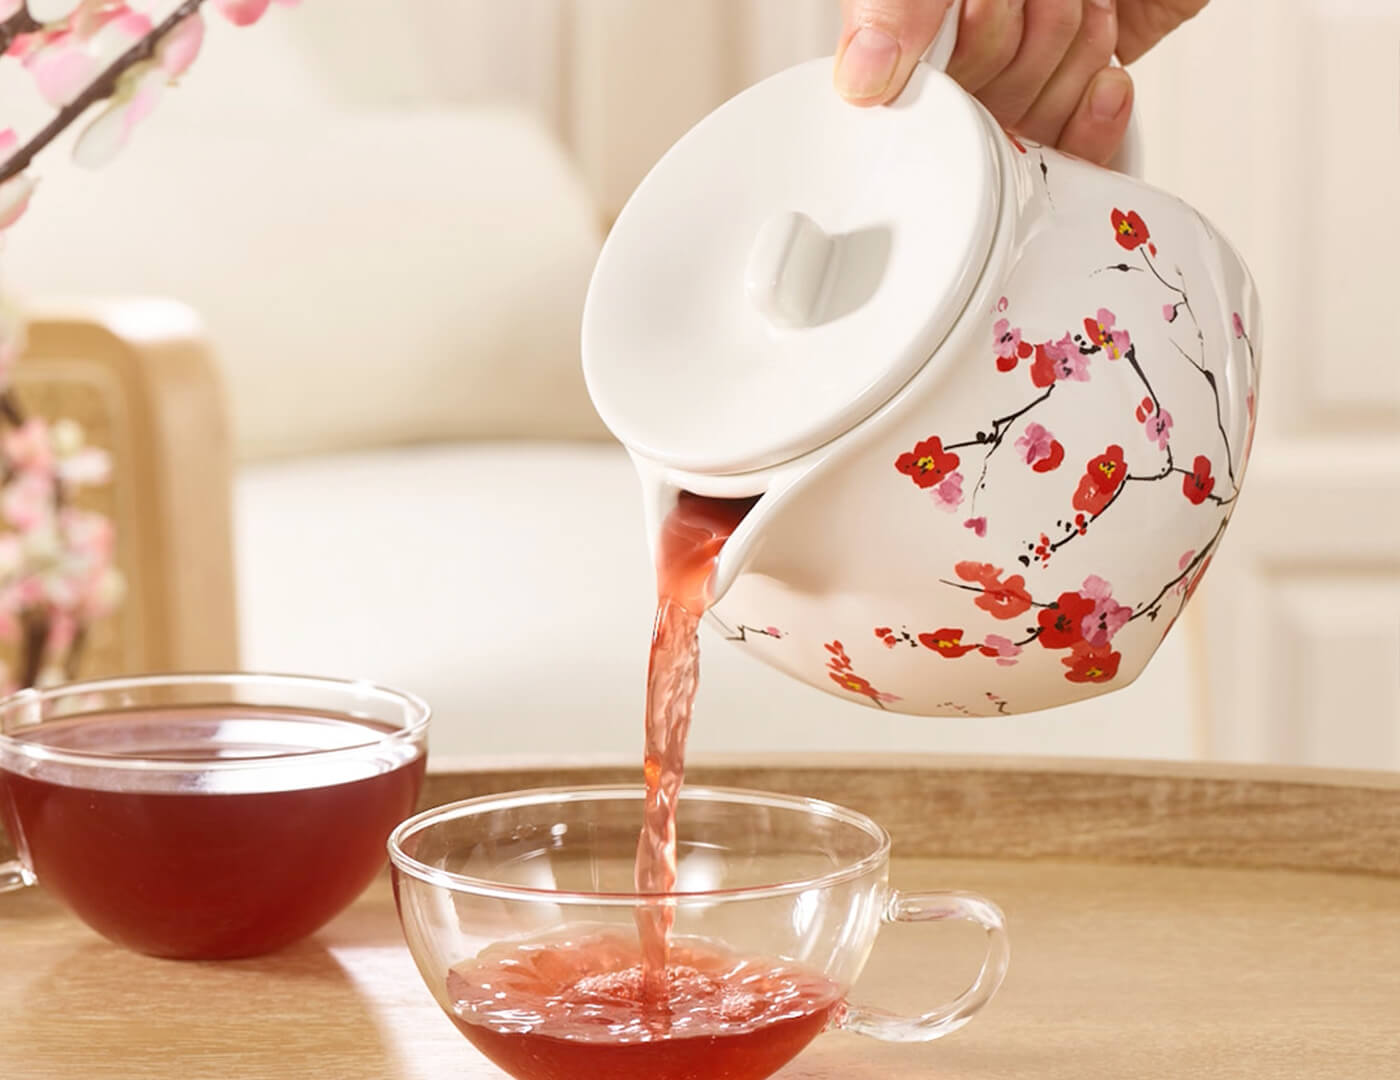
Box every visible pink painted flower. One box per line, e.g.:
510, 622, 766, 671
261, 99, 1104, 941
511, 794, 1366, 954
1084, 308, 1131, 360
1078, 575, 1132, 647
931, 471, 964, 512
963, 516, 987, 538
1175, 550, 1196, 594
1145, 408, 1173, 450
1014, 422, 1066, 472
979, 634, 1022, 667
1232, 312, 1245, 338
1044, 333, 1090, 382
993, 317, 1033, 372
1163, 303, 1178, 323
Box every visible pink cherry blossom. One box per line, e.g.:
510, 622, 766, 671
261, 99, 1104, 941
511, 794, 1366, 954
1014, 422, 1062, 467
73, 63, 165, 168
981, 634, 1021, 667
993, 318, 1023, 358
1045, 333, 1090, 382
1163, 303, 1178, 322
1232, 312, 1246, 338
0, 130, 34, 229
2, 469, 55, 531
1079, 576, 1132, 646
158, 13, 204, 77
0, 0, 23, 20
215, 0, 300, 26
1145, 408, 1173, 450
963, 516, 987, 538
931, 471, 964, 512
4, 418, 56, 474
12, 4, 152, 107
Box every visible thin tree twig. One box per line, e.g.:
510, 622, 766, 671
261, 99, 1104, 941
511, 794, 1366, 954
0, 0, 209, 186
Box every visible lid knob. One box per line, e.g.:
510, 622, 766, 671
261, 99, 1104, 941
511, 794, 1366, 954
744, 210, 837, 330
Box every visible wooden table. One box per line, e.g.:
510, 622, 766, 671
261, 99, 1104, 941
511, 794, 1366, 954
4, 756, 1400, 1078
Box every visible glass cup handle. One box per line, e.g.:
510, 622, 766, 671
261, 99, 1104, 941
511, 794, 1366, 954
1, 858, 35, 893
840, 889, 1010, 1043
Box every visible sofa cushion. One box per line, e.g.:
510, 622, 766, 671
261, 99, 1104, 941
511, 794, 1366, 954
4, 107, 607, 462
235, 442, 1199, 761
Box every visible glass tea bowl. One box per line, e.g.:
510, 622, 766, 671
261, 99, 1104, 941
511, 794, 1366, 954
389, 785, 1009, 1080
0, 672, 429, 960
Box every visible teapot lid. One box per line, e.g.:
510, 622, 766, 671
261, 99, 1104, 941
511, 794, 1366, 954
582, 57, 1003, 476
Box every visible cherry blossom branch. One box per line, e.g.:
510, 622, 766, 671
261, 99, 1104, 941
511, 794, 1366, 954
945, 384, 1058, 512
1129, 517, 1228, 621
1170, 335, 1238, 491
936, 578, 1054, 609
0, 7, 41, 54
0, 0, 209, 186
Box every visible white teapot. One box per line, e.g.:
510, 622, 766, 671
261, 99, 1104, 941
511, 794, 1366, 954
582, 8, 1260, 717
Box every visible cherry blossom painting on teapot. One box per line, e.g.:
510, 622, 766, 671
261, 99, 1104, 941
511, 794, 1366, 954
707, 134, 1260, 717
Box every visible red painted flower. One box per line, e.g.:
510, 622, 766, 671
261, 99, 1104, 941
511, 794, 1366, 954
830, 669, 877, 695
895, 436, 961, 489
1083, 308, 1130, 360
1182, 455, 1215, 505
955, 561, 1033, 620
1111, 208, 1150, 252
1014, 422, 1064, 473
917, 628, 978, 658
824, 640, 853, 671
1037, 591, 1096, 650
1062, 641, 1122, 683
1072, 445, 1128, 515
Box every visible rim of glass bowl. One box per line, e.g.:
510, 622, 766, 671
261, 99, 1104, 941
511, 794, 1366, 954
0, 672, 431, 772
387, 784, 892, 906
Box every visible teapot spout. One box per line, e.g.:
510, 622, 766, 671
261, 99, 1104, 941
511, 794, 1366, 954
628, 452, 798, 608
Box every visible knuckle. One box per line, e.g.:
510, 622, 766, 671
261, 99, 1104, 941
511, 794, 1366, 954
1037, 0, 1083, 43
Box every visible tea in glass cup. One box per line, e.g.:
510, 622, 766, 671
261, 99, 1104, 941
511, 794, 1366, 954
389, 785, 1008, 1080
0, 673, 429, 960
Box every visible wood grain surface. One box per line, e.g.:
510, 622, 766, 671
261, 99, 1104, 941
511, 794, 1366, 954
4, 758, 1399, 1079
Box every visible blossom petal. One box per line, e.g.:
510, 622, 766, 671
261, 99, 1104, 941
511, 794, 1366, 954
0, 173, 35, 230
157, 13, 204, 77
214, 0, 273, 26
26, 0, 85, 21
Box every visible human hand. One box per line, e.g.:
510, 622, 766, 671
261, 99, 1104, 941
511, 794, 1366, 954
834, 0, 1208, 166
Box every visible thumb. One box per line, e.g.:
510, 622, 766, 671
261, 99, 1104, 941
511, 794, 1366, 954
835, 0, 955, 106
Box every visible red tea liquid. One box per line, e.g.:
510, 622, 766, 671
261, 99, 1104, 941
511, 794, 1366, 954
0, 706, 425, 959
635, 493, 758, 1005
446, 928, 843, 1080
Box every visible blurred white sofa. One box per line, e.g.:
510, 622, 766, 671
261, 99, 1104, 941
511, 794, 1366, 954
1, 5, 1201, 762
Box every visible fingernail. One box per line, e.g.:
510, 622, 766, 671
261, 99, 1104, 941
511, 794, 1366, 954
1090, 69, 1131, 121
835, 26, 900, 101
